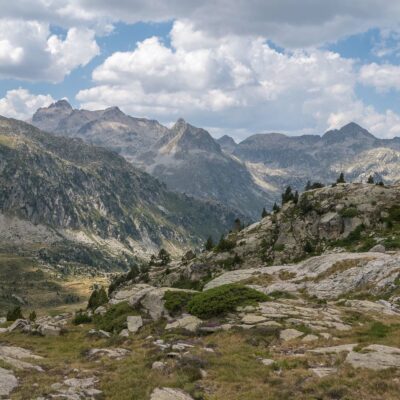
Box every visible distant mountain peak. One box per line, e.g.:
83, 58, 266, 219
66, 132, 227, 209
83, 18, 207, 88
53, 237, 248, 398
323, 122, 375, 142
102, 106, 125, 118
50, 99, 72, 110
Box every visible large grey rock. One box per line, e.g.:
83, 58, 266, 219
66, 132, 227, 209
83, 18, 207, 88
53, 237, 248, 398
369, 244, 386, 253
346, 345, 400, 370
127, 315, 143, 333
7, 318, 29, 332
0, 367, 18, 397
165, 315, 202, 333
280, 329, 303, 341
150, 387, 194, 400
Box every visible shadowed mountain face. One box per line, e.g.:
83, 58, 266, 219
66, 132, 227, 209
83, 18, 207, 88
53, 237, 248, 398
0, 116, 239, 265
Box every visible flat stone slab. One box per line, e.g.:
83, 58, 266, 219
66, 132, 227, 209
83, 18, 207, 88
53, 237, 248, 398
311, 367, 338, 377
150, 387, 194, 400
308, 344, 357, 354
346, 345, 400, 370
87, 348, 131, 360
241, 314, 268, 324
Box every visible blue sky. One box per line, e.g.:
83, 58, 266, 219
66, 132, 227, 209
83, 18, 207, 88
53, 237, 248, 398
1, 1, 400, 140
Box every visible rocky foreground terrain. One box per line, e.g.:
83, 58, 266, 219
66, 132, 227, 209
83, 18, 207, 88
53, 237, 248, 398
1, 183, 400, 399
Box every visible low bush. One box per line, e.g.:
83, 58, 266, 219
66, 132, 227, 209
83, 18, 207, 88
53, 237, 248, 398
187, 284, 269, 319
73, 311, 92, 325
340, 207, 358, 218
164, 291, 195, 316
94, 301, 134, 333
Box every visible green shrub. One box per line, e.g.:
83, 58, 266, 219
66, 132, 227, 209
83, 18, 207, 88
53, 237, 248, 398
273, 243, 285, 252
215, 237, 236, 253
188, 284, 269, 319
387, 206, 400, 225
73, 311, 92, 325
340, 207, 358, 218
164, 291, 195, 316
94, 302, 134, 333
87, 286, 108, 310
6, 306, 23, 321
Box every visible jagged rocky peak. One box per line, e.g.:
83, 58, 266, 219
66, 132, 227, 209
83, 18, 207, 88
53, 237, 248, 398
323, 122, 376, 143
166, 118, 222, 154
101, 106, 126, 119
217, 135, 237, 153
32, 99, 73, 132
50, 99, 73, 111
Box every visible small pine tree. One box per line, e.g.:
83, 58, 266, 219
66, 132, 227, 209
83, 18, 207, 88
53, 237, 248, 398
281, 186, 294, 205
293, 191, 299, 204
87, 286, 108, 310
29, 311, 37, 322
205, 236, 214, 251
7, 306, 23, 321
305, 180, 312, 191
233, 218, 242, 232
272, 202, 280, 212
336, 172, 346, 184
367, 175, 374, 184
261, 207, 268, 218
158, 248, 171, 265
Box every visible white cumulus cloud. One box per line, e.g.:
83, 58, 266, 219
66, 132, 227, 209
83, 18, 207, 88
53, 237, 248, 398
0, 19, 99, 82
0, 88, 54, 120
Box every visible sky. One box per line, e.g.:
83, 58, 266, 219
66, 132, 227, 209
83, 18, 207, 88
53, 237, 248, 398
1, 1, 400, 140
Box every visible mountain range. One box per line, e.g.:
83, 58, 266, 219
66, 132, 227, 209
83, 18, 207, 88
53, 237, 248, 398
0, 116, 238, 269
32, 101, 400, 221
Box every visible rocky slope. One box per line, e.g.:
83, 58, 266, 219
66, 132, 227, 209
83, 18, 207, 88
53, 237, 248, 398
148, 182, 400, 288
0, 116, 238, 267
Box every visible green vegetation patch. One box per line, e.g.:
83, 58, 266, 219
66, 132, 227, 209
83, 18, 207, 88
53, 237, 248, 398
164, 291, 196, 316
94, 301, 135, 333
340, 207, 358, 218
187, 284, 269, 319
